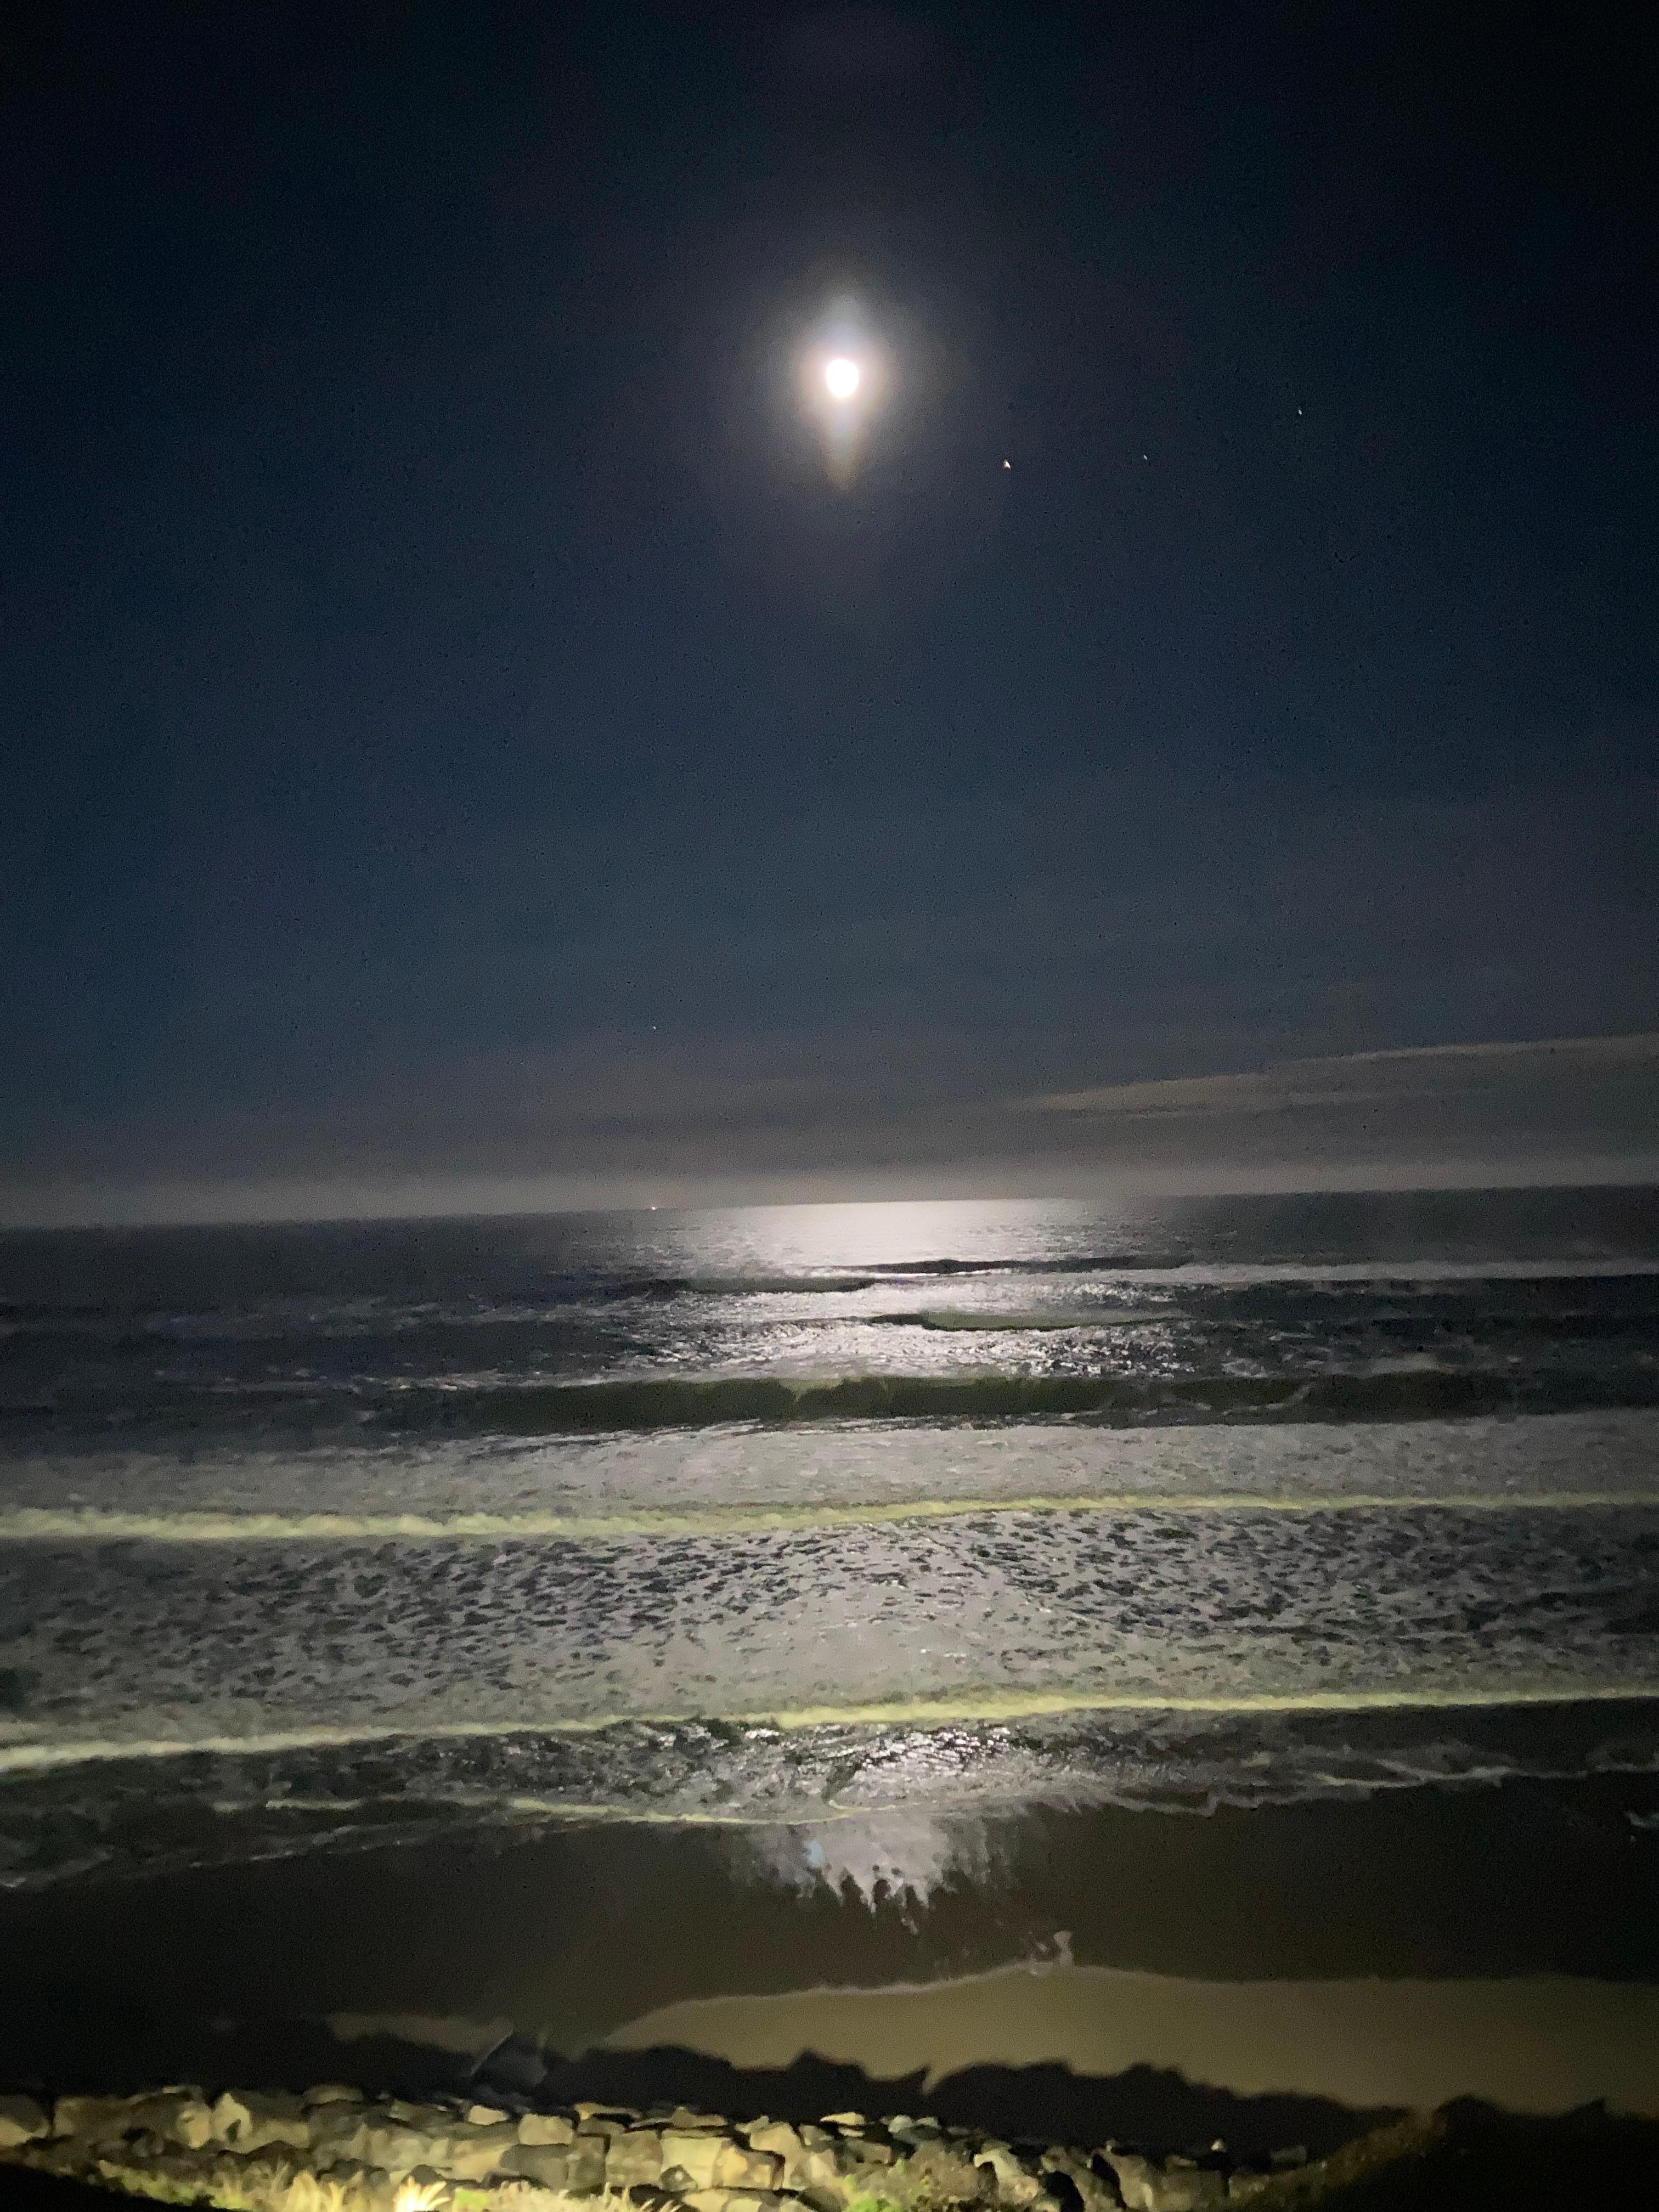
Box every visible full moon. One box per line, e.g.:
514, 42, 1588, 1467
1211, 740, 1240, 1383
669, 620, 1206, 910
824, 356, 861, 400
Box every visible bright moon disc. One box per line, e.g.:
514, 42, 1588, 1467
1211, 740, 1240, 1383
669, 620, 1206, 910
824, 356, 861, 400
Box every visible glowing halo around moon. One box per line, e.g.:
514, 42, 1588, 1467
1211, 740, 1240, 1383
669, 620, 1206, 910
800, 309, 888, 485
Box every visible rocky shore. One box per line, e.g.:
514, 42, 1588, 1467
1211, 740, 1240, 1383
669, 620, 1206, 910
0, 2086, 1440, 2212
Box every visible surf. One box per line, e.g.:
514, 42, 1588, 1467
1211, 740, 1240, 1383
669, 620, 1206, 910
5, 1681, 1659, 1778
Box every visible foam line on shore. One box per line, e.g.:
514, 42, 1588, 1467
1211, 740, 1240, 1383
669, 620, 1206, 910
4, 1681, 1657, 1776
2, 1488, 1656, 1545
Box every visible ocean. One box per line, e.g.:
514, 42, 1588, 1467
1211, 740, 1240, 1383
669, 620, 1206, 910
3, 1184, 1658, 1910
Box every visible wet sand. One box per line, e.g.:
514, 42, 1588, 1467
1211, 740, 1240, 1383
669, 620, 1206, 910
603, 1959, 1659, 2118
3, 1776, 1655, 2142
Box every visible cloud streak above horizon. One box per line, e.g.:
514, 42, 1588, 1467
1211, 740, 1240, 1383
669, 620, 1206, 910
3, 1029, 1654, 1227
1021, 1031, 1659, 1120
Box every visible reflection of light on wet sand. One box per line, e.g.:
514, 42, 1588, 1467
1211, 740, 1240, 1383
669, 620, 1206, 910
603, 1959, 1659, 2118
741, 1809, 1002, 1909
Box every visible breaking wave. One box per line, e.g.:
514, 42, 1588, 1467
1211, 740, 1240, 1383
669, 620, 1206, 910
7, 1680, 1659, 1779
4, 1695, 1658, 1889
374, 1365, 1659, 1434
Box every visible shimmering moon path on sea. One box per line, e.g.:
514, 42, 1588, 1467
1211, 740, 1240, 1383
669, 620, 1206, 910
3, 1190, 1659, 1884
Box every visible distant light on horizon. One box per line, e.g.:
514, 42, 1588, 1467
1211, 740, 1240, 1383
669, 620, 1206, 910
825, 355, 861, 400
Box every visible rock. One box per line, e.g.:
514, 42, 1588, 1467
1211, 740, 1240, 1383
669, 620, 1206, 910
1096, 2154, 1153, 2212
660, 2129, 729, 2190
235, 2147, 303, 2211
977, 2143, 1045, 2207
0, 2096, 49, 2149
351, 2122, 445, 2180
566, 2141, 611, 2194
53, 2096, 140, 2145
836, 2137, 894, 2170
1035, 2147, 1118, 2212
1097, 2153, 1226, 2212
397, 2164, 454, 2211
95, 2148, 211, 2199
3, 2088, 1331, 2212
214, 2090, 313, 2154
712, 2144, 783, 2191
49, 2091, 215, 2155
745, 2121, 826, 2192
887, 2120, 943, 2147
503, 2145, 568, 2187
443, 2123, 520, 2180
137, 2093, 216, 2152
152, 2102, 208, 2152
606, 2128, 665, 2187
504, 2140, 606, 2192
307, 2106, 373, 2164
19, 2143, 79, 2182
904, 2139, 985, 2201
786, 2158, 844, 2203
385, 2104, 452, 2132
517, 2113, 576, 2147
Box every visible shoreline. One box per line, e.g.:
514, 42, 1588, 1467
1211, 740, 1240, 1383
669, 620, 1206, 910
2, 1779, 1656, 2154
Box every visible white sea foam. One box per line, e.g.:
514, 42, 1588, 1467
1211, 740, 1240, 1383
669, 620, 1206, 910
2, 1487, 1656, 1544
5, 1407, 1657, 1522
3, 1681, 1657, 1778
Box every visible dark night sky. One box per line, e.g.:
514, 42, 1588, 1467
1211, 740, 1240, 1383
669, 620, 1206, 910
4, 2, 1657, 1221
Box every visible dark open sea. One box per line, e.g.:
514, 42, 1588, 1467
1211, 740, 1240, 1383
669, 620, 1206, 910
3, 1187, 1658, 1898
